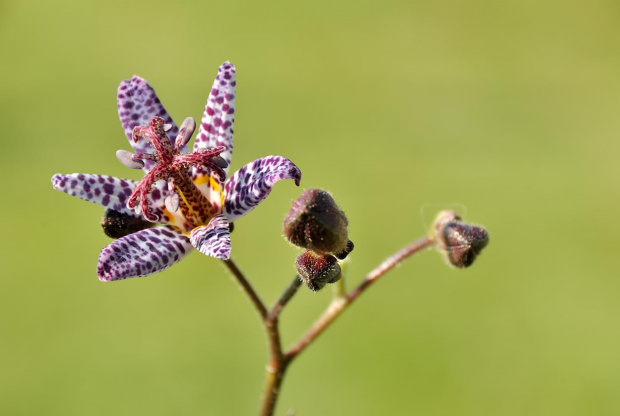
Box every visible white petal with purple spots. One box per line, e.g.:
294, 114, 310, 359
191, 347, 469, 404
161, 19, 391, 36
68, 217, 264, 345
52, 173, 138, 216
189, 215, 231, 260
117, 76, 179, 172
222, 156, 302, 221
97, 226, 193, 281
51, 173, 172, 223
193, 62, 236, 176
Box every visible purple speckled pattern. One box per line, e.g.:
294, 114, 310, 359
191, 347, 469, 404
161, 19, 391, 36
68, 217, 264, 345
189, 215, 231, 260
117, 76, 180, 172
52, 62, 303, 281
52, 173, 140, 217
223, 156, 302, 221
98, 226, 193, 281
193, 62, 236, 177
51, 173, 167, 222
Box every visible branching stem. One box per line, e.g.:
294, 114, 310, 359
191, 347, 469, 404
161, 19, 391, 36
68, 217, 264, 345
223, 235, 434, 416
287, 235, 434, 361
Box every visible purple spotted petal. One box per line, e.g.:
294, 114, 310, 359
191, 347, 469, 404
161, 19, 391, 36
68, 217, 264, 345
97, 226, 193, 281
52, 173, 170, 222
193, 62, 236, 176
189, 215, 231, 260
117, 76, 180, 171
222, 156, 302, 221
52, 173, 138, 216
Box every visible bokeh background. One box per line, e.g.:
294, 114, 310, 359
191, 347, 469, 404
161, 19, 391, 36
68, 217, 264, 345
2, 0, 619, 414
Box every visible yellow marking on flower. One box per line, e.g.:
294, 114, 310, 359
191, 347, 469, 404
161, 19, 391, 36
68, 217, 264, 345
162, 207, 178, 226
209, 175, 222, 193
176, 187, 196, 219
171, 225, 188, 236
206, 175, 225, 208
162, 207, 172, 222
194, 173, 209, 186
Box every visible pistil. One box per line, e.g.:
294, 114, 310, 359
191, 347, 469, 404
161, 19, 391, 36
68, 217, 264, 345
123, 116, 228, 228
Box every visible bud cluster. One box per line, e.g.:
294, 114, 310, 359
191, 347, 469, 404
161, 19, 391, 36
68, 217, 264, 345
284, 189, 353, 291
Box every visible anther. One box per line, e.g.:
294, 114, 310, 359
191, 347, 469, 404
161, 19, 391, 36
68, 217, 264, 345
210, 155, 228, 169
165, 193, 180, 213
165, 179, 180, 212
175, 117, 196, 150
116, 149, 145, 169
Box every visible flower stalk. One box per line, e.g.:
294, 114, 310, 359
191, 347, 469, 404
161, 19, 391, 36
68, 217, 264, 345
224, 235, 435, 416
222, 259, 267, 318
287, 235, 434, 361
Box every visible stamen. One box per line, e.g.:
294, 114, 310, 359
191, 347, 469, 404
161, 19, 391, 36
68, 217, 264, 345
125, 116, 230, 229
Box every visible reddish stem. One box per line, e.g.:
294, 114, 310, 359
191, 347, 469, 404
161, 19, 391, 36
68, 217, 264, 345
286, 235, 434, 361
223, 259, 267, 319
223, 236, 434, 416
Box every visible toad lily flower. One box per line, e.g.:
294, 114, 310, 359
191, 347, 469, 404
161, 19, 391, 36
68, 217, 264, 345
52, 62, 302, 281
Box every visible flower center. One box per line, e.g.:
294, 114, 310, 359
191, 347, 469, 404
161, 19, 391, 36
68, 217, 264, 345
122, 116, 228, 229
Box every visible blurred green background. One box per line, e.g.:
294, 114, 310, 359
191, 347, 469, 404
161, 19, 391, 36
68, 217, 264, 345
2, 0, 619, 414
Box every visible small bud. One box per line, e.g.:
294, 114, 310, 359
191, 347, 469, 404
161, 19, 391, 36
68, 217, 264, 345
433, 211, 489, 268
283, 189, 349, 255
101, 208, 154, 239
295, 251, 342, 292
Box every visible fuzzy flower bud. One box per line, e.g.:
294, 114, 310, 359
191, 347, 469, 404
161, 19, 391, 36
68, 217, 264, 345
295, 251, 342, 292
433, 210, 489, 268
283, 189, 350, 255
101, 208, 154, 239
